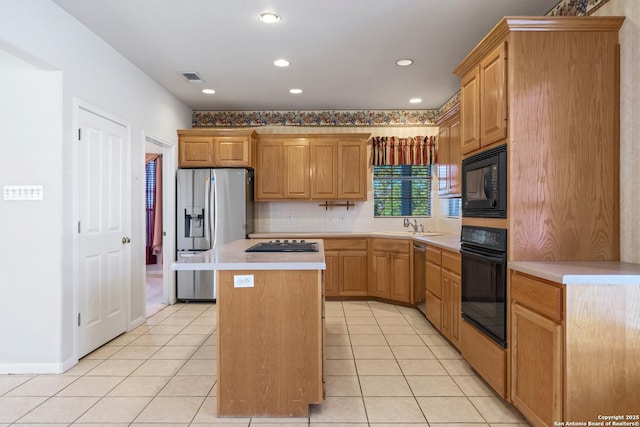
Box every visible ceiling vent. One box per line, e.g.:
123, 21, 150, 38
180, 71, 203, 83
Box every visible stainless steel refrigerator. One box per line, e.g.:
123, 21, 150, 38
176, 168, 254, 300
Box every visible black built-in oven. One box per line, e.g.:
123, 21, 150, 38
462, 144, 507, 218
460, 225, 507, 348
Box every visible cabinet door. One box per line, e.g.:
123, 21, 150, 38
214, 136, 251, 167
339, 251, 368, 296
450, 271, 461, 348
441, 269, 452, 339
371, 252, 390, 299
448, 119, 461, 197
426, 291, 442, 330
426, 260, 442, 298
460, 66, 480, 154
437, 125, 451, 196
390, 253, 411, 303
311, 140, 338, 199
256, 142, 284, 199
337, 140, 366, 200
284, 140, 310, 198
511, 302, 563, 427
479, 42, 507, 146
179, 136, 214, 167
324, 251, 340, 297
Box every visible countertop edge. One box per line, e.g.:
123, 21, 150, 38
509, 261, 640, 285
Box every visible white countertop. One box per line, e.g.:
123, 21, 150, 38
250, 231, 461, 252
509, 261, 640, 285
173, 239, 326, 271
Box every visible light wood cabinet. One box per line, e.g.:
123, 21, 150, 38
217, 269, 323, 417
425, 246, 442, 329
324, 239, 368, 297
257, 134, 369, 201
441, 251, 461, 348
460, 67, 480, 154
436, 104, 461, 198
459, 42, 507, 156
455, 17, 623, 261
370, 238, 413, 304
256, 140, 284, 199
426, 245, 461, 348
284, 139, 311, 199
178, 129, 256, 168
510, 272, 564, 426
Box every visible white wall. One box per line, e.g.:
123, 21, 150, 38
0, 0, 192, 373
0, 50, 63, 372
595, 0, 640, 263
253, 126, 462, 236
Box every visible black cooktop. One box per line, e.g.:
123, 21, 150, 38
245, 240, 318, 253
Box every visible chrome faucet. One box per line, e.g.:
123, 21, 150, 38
403, 217, 419, 232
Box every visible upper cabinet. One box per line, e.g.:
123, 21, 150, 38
436, 104, 461, 198
459, 42, 507, 155
454, 16, 624, 261
178, 129, 257, 168
256, 133, 370, 201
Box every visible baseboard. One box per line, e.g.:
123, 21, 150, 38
0, 362, 65, 375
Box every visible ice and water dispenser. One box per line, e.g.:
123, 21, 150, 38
184, 207, 204, 238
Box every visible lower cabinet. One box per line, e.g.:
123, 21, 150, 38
370, 239, 413, 304
425, 245, 461, 348
323, 238, 368, 297
510, 271, 563, 426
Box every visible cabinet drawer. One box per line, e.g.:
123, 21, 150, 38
372, 239, 409, 253
426, 290, 442, 330
441, 251, 461, 274
324, 238, 368, 251
511, 272, 563, 322
426, 246, 442, 264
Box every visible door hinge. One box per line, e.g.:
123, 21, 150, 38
78, 221, 81, 233
78, 312, 81, 326
78, 128, 81, 141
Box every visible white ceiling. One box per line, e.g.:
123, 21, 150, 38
52, 0, 559, 111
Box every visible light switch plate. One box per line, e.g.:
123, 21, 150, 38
3, 185, 44, 201
234, 274, 254, 288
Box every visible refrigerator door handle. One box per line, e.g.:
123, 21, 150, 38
211, 174, 217, 248
204, 175, 211, 245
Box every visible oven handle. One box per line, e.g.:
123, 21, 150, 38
460, 246, 506, 264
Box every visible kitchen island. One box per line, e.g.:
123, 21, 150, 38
173, 239, 326, 418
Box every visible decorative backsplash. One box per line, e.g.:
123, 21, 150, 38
192, 109, 438, 128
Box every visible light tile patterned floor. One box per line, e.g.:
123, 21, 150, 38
0, 301, 530, 426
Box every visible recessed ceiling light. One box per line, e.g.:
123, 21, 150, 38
289, 89, 302, 94
396, 59, 414, 67
274, 59, 290, 67
202, 89, 215, 94
259, 11, 281, 24
409, 98, 422, 104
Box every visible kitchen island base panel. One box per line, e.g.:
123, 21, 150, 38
217, 269, 323, 417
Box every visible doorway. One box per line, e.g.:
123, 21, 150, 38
144, 133, 176, 316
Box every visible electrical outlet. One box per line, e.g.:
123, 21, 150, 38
233, 274, 254, 288
3, 185, 44, 201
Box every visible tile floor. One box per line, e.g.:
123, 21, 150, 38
0, 300, 530, 426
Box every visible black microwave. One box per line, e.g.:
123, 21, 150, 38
461, 145, 507, 218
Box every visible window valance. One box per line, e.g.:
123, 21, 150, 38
371, 136, 437, 166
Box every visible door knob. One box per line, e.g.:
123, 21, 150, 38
122, 237, 131, 244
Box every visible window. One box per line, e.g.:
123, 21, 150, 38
448, 198, 462, 218
373, 165, 431, 217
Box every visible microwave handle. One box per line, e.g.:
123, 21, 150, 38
484, 168, 498, 207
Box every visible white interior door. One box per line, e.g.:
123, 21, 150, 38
77, 107, 130, 357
